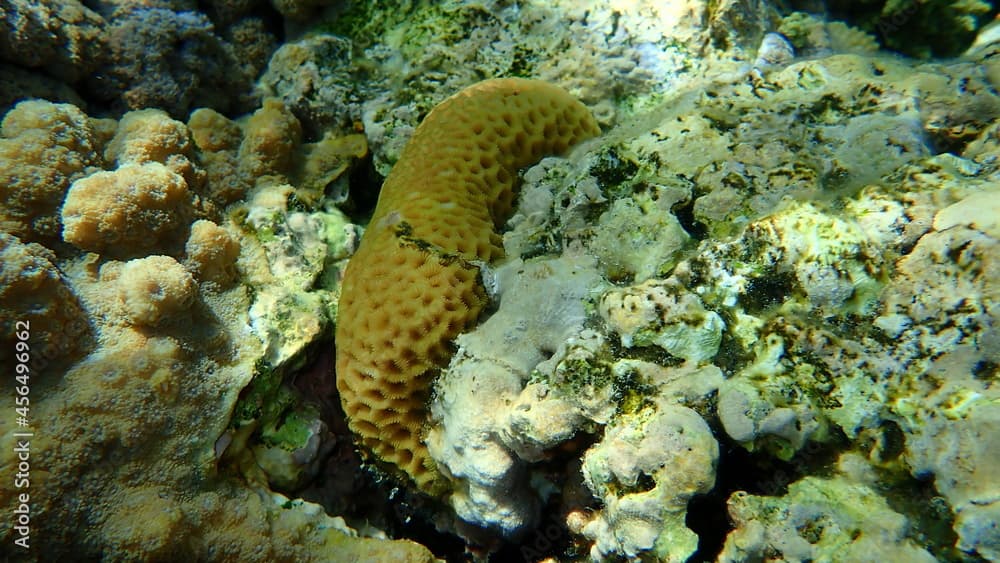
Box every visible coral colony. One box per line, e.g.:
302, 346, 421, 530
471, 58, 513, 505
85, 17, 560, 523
1, 1, 998, 561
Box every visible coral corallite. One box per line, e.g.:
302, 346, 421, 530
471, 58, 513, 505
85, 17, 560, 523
335, 78, 600, 492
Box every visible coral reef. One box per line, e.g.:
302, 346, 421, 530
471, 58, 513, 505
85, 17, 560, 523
578, 400, 718, 561
3, 0, 1000, 561
817, 0, 996, 58
0, 0, 104, 83
0, 96, 425, 560
184, 219, 242, 285
112, 255, 198, 327
427, 254, 605, 536
335, 78, 600, 492
404, 16, 999, 560
261, 0, 775, 174
0, 0, 277, 118
0, 100, 110, 243
600, 279, 725, 363
61, 162, 194, 256
85, 5, 265, 116
0, 233, 93, 370
720, 454, 937, 562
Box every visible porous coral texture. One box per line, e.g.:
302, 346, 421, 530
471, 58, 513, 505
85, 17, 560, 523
116, 255, 197, 327
0, 99, 107, 241
0, 233, 93, 369
335, 78, 600, 492
184, 219, 241, 284
60, 162, 192, 257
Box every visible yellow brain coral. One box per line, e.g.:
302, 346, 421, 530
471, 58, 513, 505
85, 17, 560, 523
335, 78, 600, 492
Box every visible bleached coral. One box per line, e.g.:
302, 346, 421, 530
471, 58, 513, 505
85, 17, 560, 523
875, 175, 1000, 558
720, 465, 936, 562
599, 279, 724, 363
590, 192, 691, 282
427, 253, 604, 536
262, 0, 743, 173
577, 400, 718, 562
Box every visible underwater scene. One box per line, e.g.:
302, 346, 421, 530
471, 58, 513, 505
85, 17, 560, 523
1, 0, 999, 561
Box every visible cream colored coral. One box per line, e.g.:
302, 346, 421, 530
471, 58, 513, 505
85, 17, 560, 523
0, 99, 105, 240
599, 279, 725, 363
105, 109, 193, 165
185, 220, 241, 284
580, 399, 718, 561
104, 108, 204, 189
117, 256, 197, 326
61, 162, 191, 256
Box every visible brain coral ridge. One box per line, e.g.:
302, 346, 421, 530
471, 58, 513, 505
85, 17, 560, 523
335, 78, 600, 492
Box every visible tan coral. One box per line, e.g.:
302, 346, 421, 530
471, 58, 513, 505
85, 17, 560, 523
0, 97, 437, 561
105, 108, 193, 165
0, 232, 92, 370
335, 78, 600, 492
61, 161, 192, 257
185, 219, 242, 284
293, 131, 369, 204
104, 108, 205, 190
0, 99, 106, 241
239, 97, 302, 179
115, 255, 198, 327
188, 107, 242, 152
187, 108, 248, 206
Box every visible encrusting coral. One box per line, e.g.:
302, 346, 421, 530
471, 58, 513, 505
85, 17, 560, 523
61, 162, 193, 256
0, 232, 93, 370
0, 94, 430, 560
335, 77, 600, 492
0, 99, 110, 243
4, 1, 1000, 559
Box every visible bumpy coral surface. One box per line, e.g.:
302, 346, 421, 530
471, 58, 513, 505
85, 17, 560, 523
579, 400, 718, 561
0, 233, 92, 369
335, 78, 600, 492
0, 97, 428, 561
4, 0, 1000, 560
61, 162, 193, 256
720, 455, 937, 562
0, 100, 108, 242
